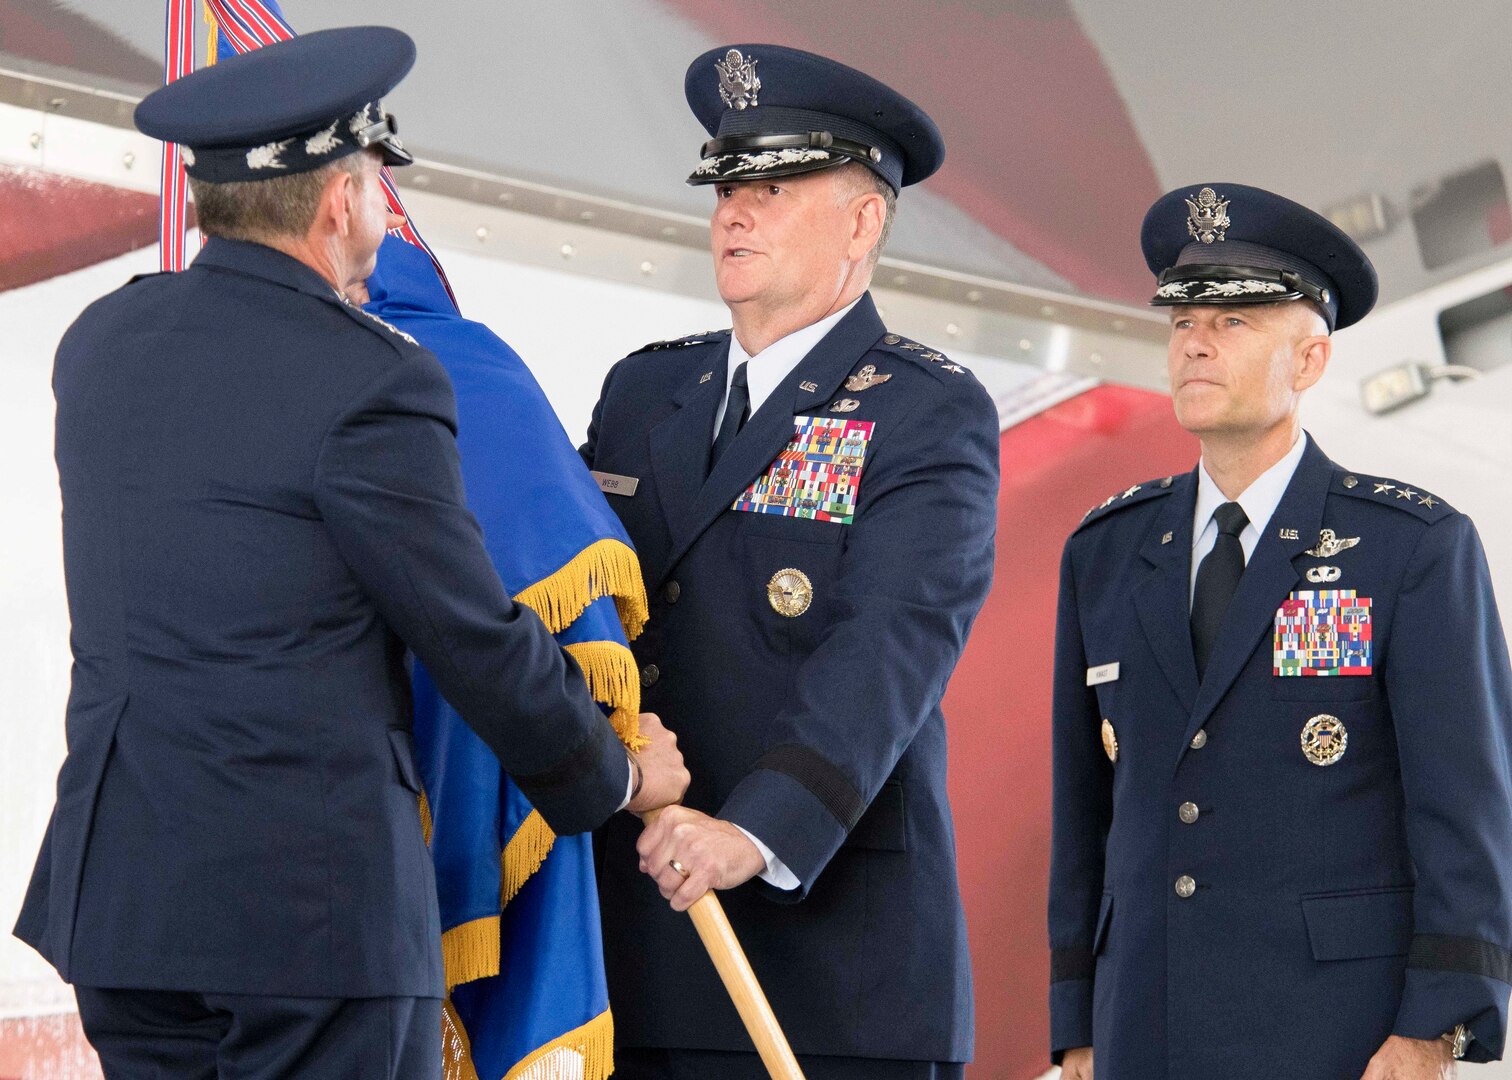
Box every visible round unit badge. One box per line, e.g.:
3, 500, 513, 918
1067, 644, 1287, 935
1101, 718, 1119, 764
1301, 714, 1348, 766
767, 568, 813, 618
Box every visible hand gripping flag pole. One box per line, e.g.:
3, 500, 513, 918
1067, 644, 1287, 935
640, 810, 807, 1080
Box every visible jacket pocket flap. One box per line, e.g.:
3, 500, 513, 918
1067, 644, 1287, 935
388, 728, 422, 794
1300, 886, 1413, 960
1093, 891, 1115, 955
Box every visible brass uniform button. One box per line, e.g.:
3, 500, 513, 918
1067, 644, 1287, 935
1175, 875, 1196, 898
640, 663, 660, 688
1178, 802, 1200, 825
663, 580, 681, 604
1101, 719, 1119, 764
1190, 729, 1208, 750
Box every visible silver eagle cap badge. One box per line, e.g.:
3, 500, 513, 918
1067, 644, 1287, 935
1304, 528, 1361, 559
716, 49, 761, 110
1186, 186, 1231, 244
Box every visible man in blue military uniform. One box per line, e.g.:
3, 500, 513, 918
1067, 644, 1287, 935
13, 28, 687, 1080
581, 45, 999, 1080
1049, 183, 1512, 1078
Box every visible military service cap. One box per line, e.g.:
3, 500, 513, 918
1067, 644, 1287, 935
135, 26, 415, 183
1141, 183, 1378, 331
684, 44, 945, 193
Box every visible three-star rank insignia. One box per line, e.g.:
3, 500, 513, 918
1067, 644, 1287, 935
844, 364, 892, 392
767, 567, 813, 617
1301, 713, 1348, 766
1101, 718, 1119, 764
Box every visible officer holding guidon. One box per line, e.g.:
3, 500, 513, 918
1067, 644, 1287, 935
14, 29, 687, 1079
582, 45, 998, 1080
1049, 183, 1512, 1078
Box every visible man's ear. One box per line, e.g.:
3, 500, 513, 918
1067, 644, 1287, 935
849, 191, 885, 262
1294, 331, 1332, 392
315, 166, 356, 239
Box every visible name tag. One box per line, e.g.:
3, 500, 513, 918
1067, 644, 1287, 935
1086, 662, 1121, 687
591, 471, 639, 497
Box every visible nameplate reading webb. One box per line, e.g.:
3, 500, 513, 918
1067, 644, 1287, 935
733, 417, 875, 525
1274, 589, 1373, 676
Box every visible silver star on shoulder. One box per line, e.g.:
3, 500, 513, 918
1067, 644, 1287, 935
1373, 481, 1395, 494
1121, 485, 1142, 499
940, 363, 966, 374
1396, 487, 1418, 501
1419, 494, 1438, 508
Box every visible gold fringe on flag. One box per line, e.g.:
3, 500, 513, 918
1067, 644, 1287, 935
563, 640, 646, 750
500, 809, 555, 909
418, 791, 434, 846
514, 538, 649, 644
201, 2, 219, 66
442, 1001, 483, 1080
501, 1010, 615, 1080
441, 915, 501, 993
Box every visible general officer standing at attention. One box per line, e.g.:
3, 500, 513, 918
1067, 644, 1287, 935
581, 45, 999, 1080
14, 28, 687, 1080
1049, 183, 1512, 1079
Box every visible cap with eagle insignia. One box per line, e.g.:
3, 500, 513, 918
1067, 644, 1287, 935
1141, 183, 1378, 331
684, 44, 944, 193
134, 26, 415, 183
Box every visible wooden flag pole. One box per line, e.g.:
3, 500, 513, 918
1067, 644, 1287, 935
641, 811, 806, 1080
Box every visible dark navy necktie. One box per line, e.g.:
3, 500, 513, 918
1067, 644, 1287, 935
1191, 501, 1250, 680
710, 361, 749, 468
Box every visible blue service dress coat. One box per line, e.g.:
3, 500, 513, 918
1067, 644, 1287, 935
580, 294, 999, 1063
15, 238, 629, 1000
1049, 436, 1512, 1076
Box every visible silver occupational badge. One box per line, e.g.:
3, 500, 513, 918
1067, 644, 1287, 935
829, 398, 860, 413
844, 364, 892, 392
1306, 566, 1342, 584
1185, 187, 1231, 244
767, 568, 813, 618
1301, 714, 1348, 766
715, 49, 761, 110
1305, 529, 1361, 558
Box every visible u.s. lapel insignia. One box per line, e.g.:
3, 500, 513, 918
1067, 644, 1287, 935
844, 364, 892, 392
1279, 528, 1300, 541
767, 567, 813, 617
1301, 714, 1347, 766
1304, 529, 1361, 558
1306, 566, 1342, 584
799, 380, 819, 393
699, 371, 714, 384
829, 398, 860, 413
1101, 718, 1119, 764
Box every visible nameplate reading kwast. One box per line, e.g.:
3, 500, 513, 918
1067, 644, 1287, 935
592, 471, 639, 497
1086, 662, 1121, 686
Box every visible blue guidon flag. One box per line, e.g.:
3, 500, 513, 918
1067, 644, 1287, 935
172, 4, 650, 1077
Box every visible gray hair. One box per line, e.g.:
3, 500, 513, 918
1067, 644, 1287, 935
832, 161, 897, 266
189, 151, 371, 243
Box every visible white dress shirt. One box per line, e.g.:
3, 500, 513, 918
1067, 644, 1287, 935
711, 299, 860, 439
706, 302, 860, 891
1189, 432, 1308, 607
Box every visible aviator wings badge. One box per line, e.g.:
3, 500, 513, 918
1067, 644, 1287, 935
844, 364, 893, 392
1304, 529, 1361, 559
716, 49, 761, 110
1186, 187, 1231, 244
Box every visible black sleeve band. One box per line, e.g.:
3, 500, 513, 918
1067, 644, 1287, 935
510, 722, 606, 792
754, 744, 864, 829
1051, 946, 1095, 984
1408, 934, 1512, 985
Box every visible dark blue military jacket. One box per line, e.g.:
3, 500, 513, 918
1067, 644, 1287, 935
581, 294, 998, 1062
15, 238, 627, 999
1050, 436, 1512, 1076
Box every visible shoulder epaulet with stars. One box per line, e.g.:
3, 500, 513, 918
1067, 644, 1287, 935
336, 296, 420, 347
1075, 475, 1178, 531
874, 333, 974, 382
631, 328, 730, 355
1332, 470, 1456, 523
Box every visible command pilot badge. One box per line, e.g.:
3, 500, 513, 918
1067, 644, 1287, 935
715, 49, 761, 110
768, 567, 813, 617
1304, 528, 1361, 558
1301, 714, 1348, 766
1186, 186, 1231, 244
1101, 719, 1119, 764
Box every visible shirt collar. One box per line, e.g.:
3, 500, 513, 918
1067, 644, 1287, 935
726, 298, 861, 417
1193, 431, 1309, 545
